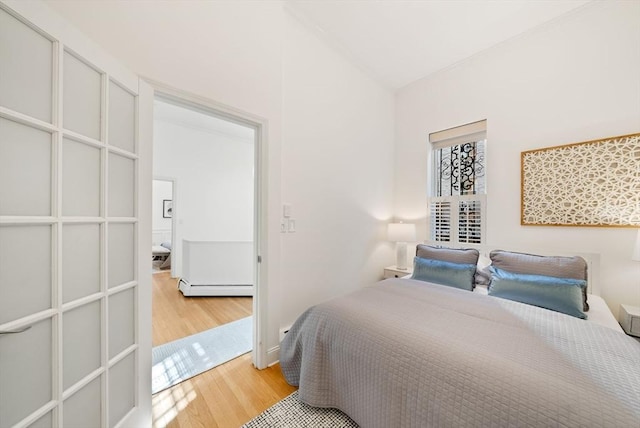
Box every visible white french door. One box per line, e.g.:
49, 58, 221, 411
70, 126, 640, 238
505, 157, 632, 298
0, 1, 151, 427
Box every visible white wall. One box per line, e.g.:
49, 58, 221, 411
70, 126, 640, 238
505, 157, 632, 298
395, 1, 640, 313
153, 117, 254, 276
44, 0, 288, 358
280, 13, 396, 327
43, 1, 396, 357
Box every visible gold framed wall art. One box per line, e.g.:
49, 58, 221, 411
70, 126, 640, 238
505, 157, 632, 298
521, 132, 640, 227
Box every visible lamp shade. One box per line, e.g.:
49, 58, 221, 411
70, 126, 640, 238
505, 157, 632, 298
388, 223, 416, 242
633, 230, 640, 262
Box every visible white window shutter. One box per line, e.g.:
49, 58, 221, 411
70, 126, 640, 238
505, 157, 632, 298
429, 200, 452, 243
458, 199, 483, 244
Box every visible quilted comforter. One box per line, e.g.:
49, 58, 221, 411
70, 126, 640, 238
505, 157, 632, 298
280, 278, 640, 427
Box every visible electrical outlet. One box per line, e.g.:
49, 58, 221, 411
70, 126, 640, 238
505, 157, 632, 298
280, 220, 286, 233
288, 219, 296, 233
279, 326, 291, 342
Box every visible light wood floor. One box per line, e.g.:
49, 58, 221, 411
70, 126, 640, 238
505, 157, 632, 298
152, 272, 297, 427
152, 271, 253, 346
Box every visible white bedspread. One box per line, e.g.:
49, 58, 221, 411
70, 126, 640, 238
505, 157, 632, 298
281, 278, 640, 427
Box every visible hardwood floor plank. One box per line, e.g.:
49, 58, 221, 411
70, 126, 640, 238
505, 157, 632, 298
152, 355, 296, 428
152, 273, 296, 427
152, 272, 252, 346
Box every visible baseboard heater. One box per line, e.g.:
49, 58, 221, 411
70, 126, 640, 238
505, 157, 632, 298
179, 240, 254, 297
178, 278, 253, 297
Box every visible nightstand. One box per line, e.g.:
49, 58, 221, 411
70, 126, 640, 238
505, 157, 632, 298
383, 265, 413, 279
619, 304, 640, 339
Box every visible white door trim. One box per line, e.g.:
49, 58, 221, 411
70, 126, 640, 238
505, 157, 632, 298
135, 80, 154, 428
152, 176, 177, 278
145, 78, 270, 369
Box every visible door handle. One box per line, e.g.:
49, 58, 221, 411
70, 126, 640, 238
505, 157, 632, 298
0, 325, 32, 335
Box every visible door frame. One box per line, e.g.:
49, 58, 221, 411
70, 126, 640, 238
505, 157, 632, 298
147, 79, 269, 369
152, 176, 177, 278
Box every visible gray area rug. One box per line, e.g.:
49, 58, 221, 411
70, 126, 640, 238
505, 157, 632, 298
152, 316, 252, 394
242, 391, 358, 428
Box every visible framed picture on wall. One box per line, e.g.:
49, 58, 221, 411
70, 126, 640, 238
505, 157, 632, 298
163, 200, 173, 218
521, 132, 640, 227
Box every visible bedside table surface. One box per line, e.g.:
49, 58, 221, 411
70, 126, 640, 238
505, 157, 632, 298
384, 265, 413, 279
620, 304, 640, 316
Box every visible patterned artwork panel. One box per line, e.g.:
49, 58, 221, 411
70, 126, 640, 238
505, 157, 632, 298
521, 133, 640, 227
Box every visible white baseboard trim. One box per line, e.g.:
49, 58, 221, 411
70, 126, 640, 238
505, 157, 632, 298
266, 345, 280, 367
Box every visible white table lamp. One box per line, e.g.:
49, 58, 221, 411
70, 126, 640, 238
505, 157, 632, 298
388, 222, 416, 270
632, 230, 640, 262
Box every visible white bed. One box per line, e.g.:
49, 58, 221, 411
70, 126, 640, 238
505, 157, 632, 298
152, 243, 171, 270
280, 246, 640, 427
398, 244, 623, 333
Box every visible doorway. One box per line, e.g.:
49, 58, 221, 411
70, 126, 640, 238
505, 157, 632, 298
147, 83, 269, 371
152, 178, 175, 275
150, 92, 263, 390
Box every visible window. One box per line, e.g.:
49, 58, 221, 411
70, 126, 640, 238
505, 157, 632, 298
428, 120, 486, 245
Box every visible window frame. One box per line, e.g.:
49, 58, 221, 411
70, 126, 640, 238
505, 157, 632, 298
427, 120, 487, 247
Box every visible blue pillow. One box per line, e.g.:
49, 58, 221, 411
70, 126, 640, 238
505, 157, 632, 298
411, 257, 477, 291
488, 267, 587, 319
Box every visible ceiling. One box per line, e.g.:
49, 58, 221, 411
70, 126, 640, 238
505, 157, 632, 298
44, 0, 591, 90
285, 0, 591, 88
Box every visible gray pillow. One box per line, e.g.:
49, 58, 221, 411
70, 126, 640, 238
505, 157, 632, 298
489, 250, 589, 311
416, 245, 480, 264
